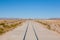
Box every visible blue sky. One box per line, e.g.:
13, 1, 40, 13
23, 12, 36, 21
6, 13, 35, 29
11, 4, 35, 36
0, 0, 60, 19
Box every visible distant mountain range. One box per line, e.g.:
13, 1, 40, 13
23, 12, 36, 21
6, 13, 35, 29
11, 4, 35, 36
48, 18, 60, 20
0, 18, 60, 20
0, 18, 21, 20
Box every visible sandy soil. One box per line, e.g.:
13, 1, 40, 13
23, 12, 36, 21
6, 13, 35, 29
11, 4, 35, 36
0, 20, 60, 40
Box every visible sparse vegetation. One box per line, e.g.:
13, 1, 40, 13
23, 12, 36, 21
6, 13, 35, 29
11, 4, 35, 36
0, 19, 25, 35
36, 20, 60, 34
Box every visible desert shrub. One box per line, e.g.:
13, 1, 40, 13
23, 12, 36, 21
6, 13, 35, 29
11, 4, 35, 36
0, 23, 5, 25
0, 28, 5, 34
0, 19, 23, 35
47, 25, 51, 30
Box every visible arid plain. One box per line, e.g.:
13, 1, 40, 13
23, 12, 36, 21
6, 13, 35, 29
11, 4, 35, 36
0, 19, 60, 40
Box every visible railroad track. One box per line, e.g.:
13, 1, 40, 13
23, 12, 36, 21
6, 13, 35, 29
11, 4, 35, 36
23, 23, 39, 40
32, 26, 39, 40
23, 24, 29, 40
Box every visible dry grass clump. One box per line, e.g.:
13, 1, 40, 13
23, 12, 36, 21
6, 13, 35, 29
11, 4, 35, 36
36, 20, 60, 34
0, 19, 24, 35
